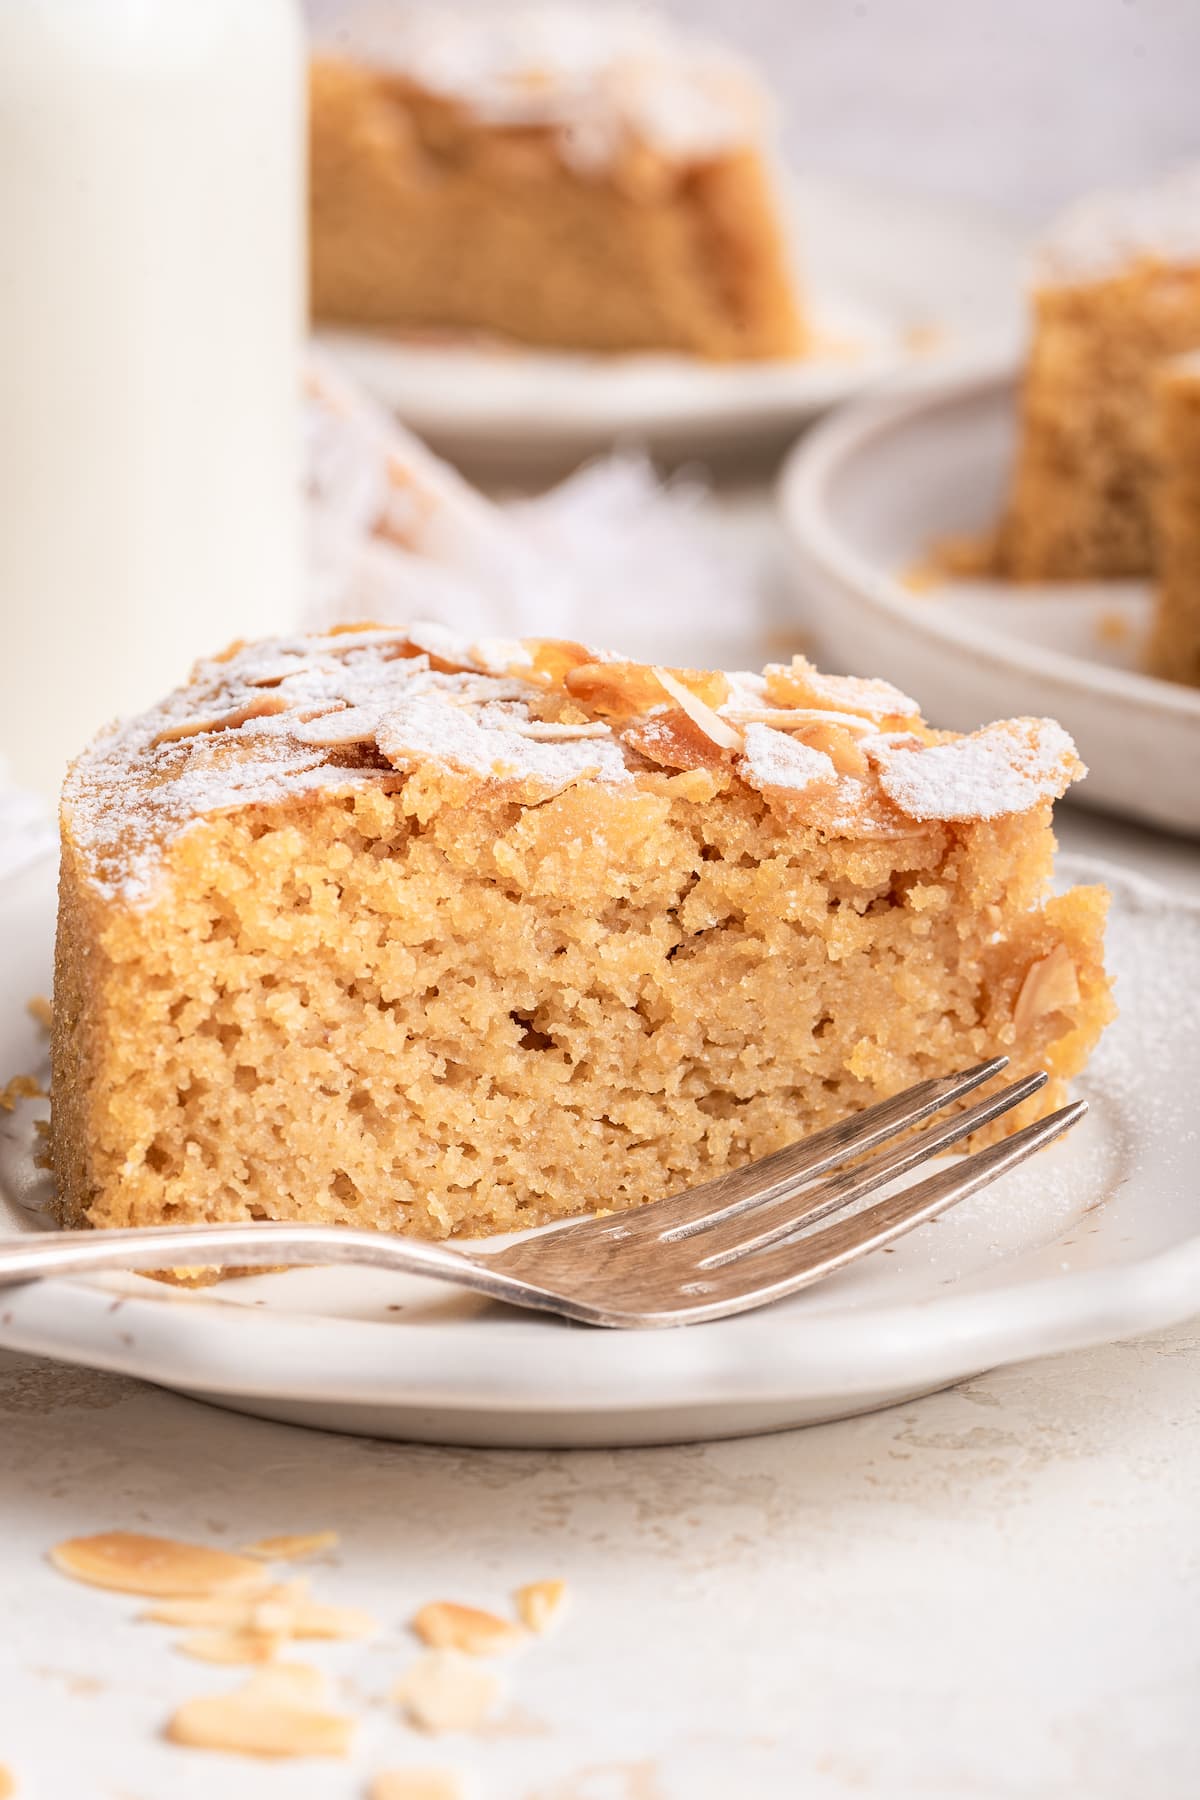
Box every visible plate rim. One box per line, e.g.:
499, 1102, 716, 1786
1, 853, 1197, 1417
313, 175, 1024, 446
776, 353, 1200, 724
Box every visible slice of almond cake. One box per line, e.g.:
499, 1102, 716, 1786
51, 628, 1113, 1240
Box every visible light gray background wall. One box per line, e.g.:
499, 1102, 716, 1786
305, 0, 1200, 226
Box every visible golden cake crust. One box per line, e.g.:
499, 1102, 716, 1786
1149, 353, 1200, 686
52, 627, 1113, 1243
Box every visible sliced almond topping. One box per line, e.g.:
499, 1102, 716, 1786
412, 1602, 524, 1657
622, 710, 725, 773
514, 1579, 568, 1634
1013, 945, 1082, 1037
369, 1771, 464, 1800
764, 656, 919, 723
290, 708, 382, 748
509, 719, 613, 741
524, 637, 597, 687
26, 995, 53, 1032
393, 1651, 502, 1735
652, 669, 743, 752
785, 719, 870, 778
177, 1628, 285, 1666
151, 693, 290, 747
166, 1665, 352, 1760
564, 660, 729, 721
51, 1532, 270, 1599
241, 1532, 340, 1562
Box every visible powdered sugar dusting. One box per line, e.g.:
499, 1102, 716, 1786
327, 5, 762, 174
63, 630, 1088, 908
738, 724, 838, 797
875, 719, 1083, 823
1036, 163, 1200, 284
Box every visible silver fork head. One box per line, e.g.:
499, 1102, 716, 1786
485, 1065, 1084, 1325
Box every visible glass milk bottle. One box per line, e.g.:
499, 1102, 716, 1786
0, 0, 304, 802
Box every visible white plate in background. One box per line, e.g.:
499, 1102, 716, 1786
779, 360, 1200, 837
316, 177, 1023, 469
1, 850, 1196, 1446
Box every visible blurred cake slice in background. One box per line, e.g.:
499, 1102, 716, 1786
1149, 352, 1200, 686
309, 5, 804, 359
1000, 164, 1200, 579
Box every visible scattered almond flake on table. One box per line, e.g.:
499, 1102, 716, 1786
166, 1663, 354, 1760
50, 1532, 270, 1598
241, 1531, 340, 1562
177, 1627, 285, 1666
394, 1651, 503, 1735
143, 1576, 377, 1642
368, 1771, 465, 1800
514, 1580, 568, 1635
412, 1602, 525, 1657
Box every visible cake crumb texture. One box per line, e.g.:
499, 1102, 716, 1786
1149, 354, 1200, 685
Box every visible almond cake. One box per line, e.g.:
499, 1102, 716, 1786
1148, 352, 1200, 686
1000, 164, 1200, 579
309, 6, 804, 360
51, 628, 1113, 1242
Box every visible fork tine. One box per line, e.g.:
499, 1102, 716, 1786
682, 1100, 1088, 1315
554, 1056, 1011, 1248
690, 1070, 1046, 1268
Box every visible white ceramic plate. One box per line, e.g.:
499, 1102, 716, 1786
316, 177, 1022, 468
778, 359, 1200, 837
1, 850, 1196, 1447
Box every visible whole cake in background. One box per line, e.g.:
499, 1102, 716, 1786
309, 5, 804, 358
1000, 164, 1200, 581
52, 627, 1112, 1244
1149, 353, 1200, 687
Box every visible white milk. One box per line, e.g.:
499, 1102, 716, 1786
0, 0, 304, 802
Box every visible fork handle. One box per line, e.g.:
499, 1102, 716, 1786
0, 1221, 536, 1309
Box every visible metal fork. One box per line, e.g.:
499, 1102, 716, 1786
0, 1057, 1084, 1328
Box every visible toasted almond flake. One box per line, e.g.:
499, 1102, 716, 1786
1013, 945, 1082, 1037
394, 1651, 502, 1735
26, 995, 53, 1032
177, 1628, 285, 1666
564, 659, 728, 720
876, 718, 1084, 823
291, 708, 381, 748
0, 1074, 43, 1112
412, 1602, 525, 1657
653, 668, 743, 752
288, 1598, 379, 1641
721, 704, 878, 736
369, 1771, 464, 1800
166, 1665, 352, 1760
514, 1580, 568, 1634
142, 1582, 299, 1630
509, 719, 613, 741
737, 725, 839, 802
241, 1532, 340, 1562
763, 656, 919, 722
622, 709, 726, 773
151, 693, 290, 746
51, 1533, 270, 1599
